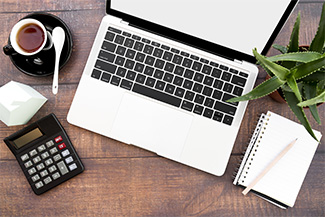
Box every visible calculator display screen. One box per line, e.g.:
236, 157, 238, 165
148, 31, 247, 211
13, 128, 43, 149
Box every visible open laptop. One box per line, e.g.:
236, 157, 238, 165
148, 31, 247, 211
68, 0, 298, 176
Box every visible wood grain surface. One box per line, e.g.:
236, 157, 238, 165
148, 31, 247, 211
0, 1, 324, 216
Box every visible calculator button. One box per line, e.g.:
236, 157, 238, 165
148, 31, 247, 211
29, 149, 37, 157
20, 154, 29, 161
35, 181, 44, 189
43, 177, 52, 185
41, 151, 50, 159
53, 154, 62, 162
40, 170, 49, 177
52, 172, 61, 180
28, 167, 37, 175
48, 165, 57, 173
31, 174, 40, 182
46, 140, 54, 148
58, 143, 66, 150
45, 158, 53, 166
57, 161, 69, 175
24, 160, 33, 168
61, 149, 70, 157
69, 163, 77, 171
54, 136, 63, 143
65, 156, 74, 164
36, 163, 45, 171
50, 147, 58, 155
33, 156, 41, 164
37, 144, 46, 152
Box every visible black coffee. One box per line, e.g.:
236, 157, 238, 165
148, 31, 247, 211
16, 23, 45, 53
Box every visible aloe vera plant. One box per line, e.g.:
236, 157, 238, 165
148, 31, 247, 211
228, 3, 325, 140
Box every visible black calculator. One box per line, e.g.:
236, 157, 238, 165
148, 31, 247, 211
3, 113, 84, 195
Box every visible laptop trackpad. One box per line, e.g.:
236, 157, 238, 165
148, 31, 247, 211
111, 93, 193, 160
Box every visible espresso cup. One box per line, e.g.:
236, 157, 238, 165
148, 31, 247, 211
3, 18, 53, 56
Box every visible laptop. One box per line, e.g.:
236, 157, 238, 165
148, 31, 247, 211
68, 0, 298, 176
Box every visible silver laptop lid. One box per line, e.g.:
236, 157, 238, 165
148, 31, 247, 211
107, 0, 298, 64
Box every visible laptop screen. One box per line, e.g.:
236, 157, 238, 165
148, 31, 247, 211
108, 0, 297, 63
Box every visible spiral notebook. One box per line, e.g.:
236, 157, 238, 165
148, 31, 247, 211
233, 111, 322, 209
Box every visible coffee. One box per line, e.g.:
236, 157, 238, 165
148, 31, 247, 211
16, 23, 45, 53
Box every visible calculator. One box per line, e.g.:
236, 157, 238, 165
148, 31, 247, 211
3, 113, 84, 195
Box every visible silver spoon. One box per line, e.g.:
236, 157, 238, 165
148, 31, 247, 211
52, 27, 65, 95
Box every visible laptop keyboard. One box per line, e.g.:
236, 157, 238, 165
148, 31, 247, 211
91, 26, 248, 126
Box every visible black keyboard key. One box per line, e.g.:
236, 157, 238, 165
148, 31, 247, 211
163, 51, 173, 61
155, 80, 166, 91
114, 35, 125, 45
142, 38, 150, 44
144, 66, 154, 76
105, 31, 115, 41
125, 59, 135, 69
171, 48, 180, 54
126, 70, 136, 81
115, 56, 125, 66
116, 46, 126, 56
102, 41, 116, 52
95, 60, 117, 73
202, 65, 212, 75
214, 101, 237, 115
200, 58, 209, 64
212, 90, 222, 100
124, 38, 134, 48
222, 93, 238, 106
145, 77, 156, 87
145, 56, 155, 66
126, 49, 136, 59
143, 45, 154, 55
181, 101, 194, 112
132, 84, 181, 107
154, 69, 164, 79
210, 61, 219, 67
151, 41, 160, 47
213, 80, 224, 89
108, 27, 121, 34
116, 67, 127, 77
203, 108, 213, 118
98, 50, 115, 63
172, 55, 183, 65
193, 105, 204, 115
180, 51, 190, 57
239, 72, 248, 78
203, 76, 214, 86
229, 68, 238, 74
223, 83, 234, 93
185, 91, 195, 101
164, 62, 175, 73
192, 61, 202, 71
194, 72, 204, 82
173, 76, 183, 86
223, 115, 234, 125
154, 59, 165, 69
193, 83, 203, 93
100, 72, 111, 83
136, 74, 146, 84
183, 80, 193, 90
202, 86, 213, 97
161, 45, 170, 50
153, 48, 163, 58
182, 58, 192, 68
183, 69, 194, 79
91, 69, 101, 79
190, 55, 199, 61
219, 65, 229, 71
194, 94, 205, 104
204, 98, 215, 108
134, 41, 144, 51
213, 112, 223, 122
111, 75, 121, 86
132, 35, 141, 40
221, 72, 232, 82
122, 31, 131, 37
134, 63, 145, 73
231, 75, 247, 87
163, 73, 174, 83
174, 66, 184, 76
211, 68, 222, 78
120, 79, 133, 90
175, 87, 185, 98
165, 84, 175, 94
233, 86, 243, 96
135, 53, 146, 62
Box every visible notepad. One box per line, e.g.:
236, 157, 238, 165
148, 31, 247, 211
233, 111, 322, 209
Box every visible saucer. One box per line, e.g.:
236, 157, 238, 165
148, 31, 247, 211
6, 13, 73, 77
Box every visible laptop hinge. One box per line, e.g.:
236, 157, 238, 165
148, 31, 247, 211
234, 59, 243, 64
120, 19, 129, 26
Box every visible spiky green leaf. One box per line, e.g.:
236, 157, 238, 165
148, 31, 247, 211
272, 44, 288, 54
287, 75, 303, 102
288, 13, 300, 53
266, 52, 322, 63
227, 76, 285, 102
301, 70, 325, 82
283, 89, 318, 141
303, 83, 321, 124
298, 90, 325, 107
310, 3, 325, 52
294, 55, 325, 79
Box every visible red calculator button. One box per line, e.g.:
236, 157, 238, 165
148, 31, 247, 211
55, 136, 63, 143
58, 143, 66, 150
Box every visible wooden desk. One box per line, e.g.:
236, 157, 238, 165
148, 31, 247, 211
1, 1, 324, 216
